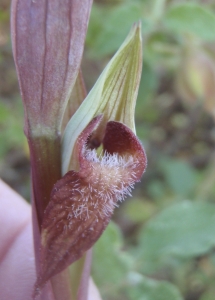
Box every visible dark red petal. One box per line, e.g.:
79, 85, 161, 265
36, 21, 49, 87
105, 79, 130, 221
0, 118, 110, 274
35, 117, 147, 292
103, 121, 147, 180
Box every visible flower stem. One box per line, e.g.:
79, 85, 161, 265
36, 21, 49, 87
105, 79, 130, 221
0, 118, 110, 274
51, 269, 72, 300
69, 249, 92, 300
29, 134, 61, 225
28, 133, 72, 300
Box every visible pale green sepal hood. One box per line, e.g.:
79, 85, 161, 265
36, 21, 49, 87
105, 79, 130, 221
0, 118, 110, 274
62, 22, 142, 174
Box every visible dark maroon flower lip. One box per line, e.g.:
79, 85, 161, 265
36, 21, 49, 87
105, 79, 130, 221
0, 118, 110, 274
34, 115, 147, 294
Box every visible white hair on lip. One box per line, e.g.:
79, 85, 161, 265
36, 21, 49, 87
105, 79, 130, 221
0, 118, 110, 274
76, 147, 140, 218
85, 148, 135, 168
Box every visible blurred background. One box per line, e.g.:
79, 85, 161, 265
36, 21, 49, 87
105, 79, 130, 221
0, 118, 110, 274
1, 0, 215, 299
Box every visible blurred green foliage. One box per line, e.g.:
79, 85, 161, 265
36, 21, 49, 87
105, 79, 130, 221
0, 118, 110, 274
0, 99, 25, 157
138, 201, 215, 269
2, 0, 215, 299
86, 1, 215, 299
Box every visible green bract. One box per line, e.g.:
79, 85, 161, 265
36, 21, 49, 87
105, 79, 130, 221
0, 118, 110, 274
62, 22, 142, 174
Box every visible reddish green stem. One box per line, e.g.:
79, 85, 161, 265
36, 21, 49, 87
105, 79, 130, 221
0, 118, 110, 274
29, 135, 61, 226
28, 133, 72, 300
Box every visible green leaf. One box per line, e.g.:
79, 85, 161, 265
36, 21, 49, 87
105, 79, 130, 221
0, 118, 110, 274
200, 288, 215, 300
161, 159, 197, 197
126, 273, 183, 300
137, 63, 158, 106
138, 201, 215, 273
124, 198, 156, 223
0, 99, 25, 157
92, 221, 133, 296
147, 180, 166, 200
87, 3, 143, 57
164, 3, 215, 41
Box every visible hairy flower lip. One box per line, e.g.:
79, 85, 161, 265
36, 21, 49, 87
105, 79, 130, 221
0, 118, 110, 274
34, 116, 147, 294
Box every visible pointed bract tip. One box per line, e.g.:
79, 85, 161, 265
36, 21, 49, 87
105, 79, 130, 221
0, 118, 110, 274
132, 20, 141, 31
127, 25, 140, 42
128, 20, 142, 41
136, 20, 142, 39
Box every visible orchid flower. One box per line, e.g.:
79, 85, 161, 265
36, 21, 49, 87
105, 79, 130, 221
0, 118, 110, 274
11, 1, 147, 299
